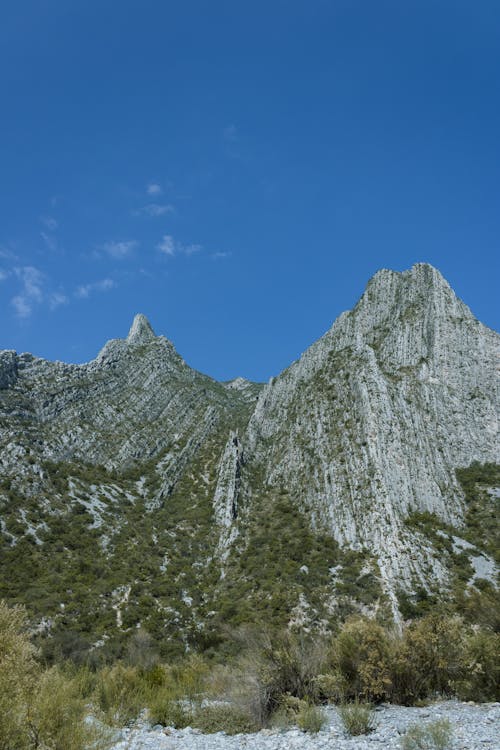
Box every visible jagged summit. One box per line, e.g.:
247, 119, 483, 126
0, 263, 497, 646
126, 313, 156, 344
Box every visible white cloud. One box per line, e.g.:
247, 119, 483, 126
147, 183, 162, 196
138, 203, 175, 217
40, 231, 58, 253
211, 251, 231, 260
157, 235, 175, 256
157, 235, 202, 258
41, 216, 58, 231
0, 269, 8, 281
101, 240, 137, 259
11, 266, 44, 318
75, 278, 116, 299
12, 295, 32, 319
49, 292, 68, 310
15, 266, 43, 301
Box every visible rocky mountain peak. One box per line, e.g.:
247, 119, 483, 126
126, 313, 156, 344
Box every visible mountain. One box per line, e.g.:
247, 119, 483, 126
0, 263, 498, 661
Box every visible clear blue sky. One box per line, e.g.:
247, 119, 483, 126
1, 1, 498, 381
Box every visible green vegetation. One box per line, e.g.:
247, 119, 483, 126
401, 719, 453, 750
1, 601, 498, 743
338, 699, 376, 736
0, 600, 111, 750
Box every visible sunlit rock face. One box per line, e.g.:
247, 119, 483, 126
0, 263, 498, 630
243, 264, 499, 608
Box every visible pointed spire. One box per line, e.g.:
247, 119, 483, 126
126, 314, 156, 344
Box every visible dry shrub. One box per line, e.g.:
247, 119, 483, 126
147, 696, 193, 728
330, 617, 393, 702
0, 600, 111, 750
0, 601, 38, 749
296, 703, 327, 733
401, 719, 453, 750
126, 628, 158, 670
193, 703, 257, 734
228, 626, 328, 725
338, 699, 376, 736
27, 667, 112, 750
391, 615, 466, 704
454, 629, 500, 701
94, 663, 147, 726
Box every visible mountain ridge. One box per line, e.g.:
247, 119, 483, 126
0, 262, 498, 659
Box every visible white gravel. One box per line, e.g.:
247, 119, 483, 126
111, 701, 500, 750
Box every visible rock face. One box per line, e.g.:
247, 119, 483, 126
0, 263, 498, 647
242, 264, 499, 614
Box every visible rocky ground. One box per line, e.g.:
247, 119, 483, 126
111, 701, 499, 749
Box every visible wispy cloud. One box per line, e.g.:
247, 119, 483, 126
147, 183, 162, 196
101, 240, 137, 259
135, 203, 175, 217
40, 231, 58, 253
0, 269, 9, 281
41, 216, 58, 231
11, 266, 44, 319
75, 278, 116, 299
157, 235, 202, 258
157, 235, 175, 256
49, 292, 68, 310
211, 251, 231, 260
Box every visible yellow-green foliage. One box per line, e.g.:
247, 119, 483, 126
454, 629, 500, 702
330, 617, 393, 701
295, 703, 327, 733
338, 699, 376, 736
94, 663, 148, 726
193, 703, 257, 734
0, 600, 110, 750
26, 667, 112, 750
0, 601, 38, 749
392, 615, 466, 704
401, 719, 453, 750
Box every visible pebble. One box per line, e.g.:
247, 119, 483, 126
110, 701, 500, 750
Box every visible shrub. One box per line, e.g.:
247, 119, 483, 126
314, 671, 348, 701
148, 696, 193, 728
94, 663, 147, 726
0, 600, 111, 750
193, 703, 257, 734
330, 617, 393, 701
26, 667, 113, 750
0, 600, 38, 749
455, 629, 500, 701
338, 700, 376, 736
296, 703, 327, 733
401, 719, 453, 750
126, 628, 158, 670
391, 615, 466, 704
225, 626, 328, 725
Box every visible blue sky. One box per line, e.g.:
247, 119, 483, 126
1, 1, 499, 382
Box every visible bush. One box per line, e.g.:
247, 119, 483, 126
94, 663, 147, 726
391, 615, 466, 704
330, 617, 393, 701
338, 700, 376, 736
148, 696, 193, 728
0, 599, 110, 750
296, 703, 327, 733
455, 629, 500, 702
193, 703, 257, 734
401, 719, 453, 750
26, 667, 113, 750
224, 626, 328, 726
